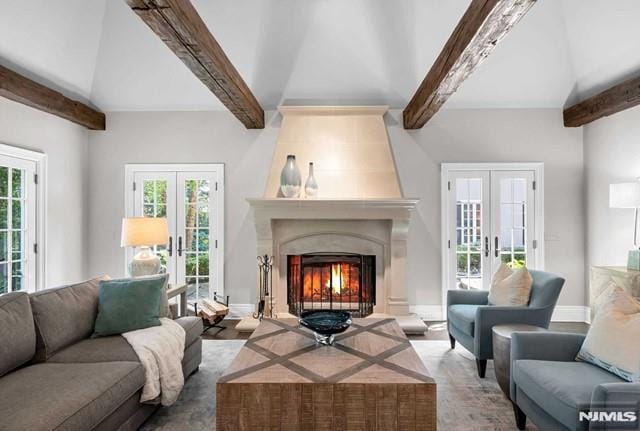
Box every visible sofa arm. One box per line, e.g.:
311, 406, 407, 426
474, 306, 555, 359
447, 289, 489, 307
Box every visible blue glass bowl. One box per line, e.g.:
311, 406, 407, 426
299, 310, 352, 345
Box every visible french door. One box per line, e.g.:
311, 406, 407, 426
125, 164, 224, 300
442, 164, 543, 295
0, 155, 38, 293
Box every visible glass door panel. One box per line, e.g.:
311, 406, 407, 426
133, 172, 176, 283
448, 172, 490, 291
492, 171, 535, 273
0, 156, 36, 293
177, 173, 217, 303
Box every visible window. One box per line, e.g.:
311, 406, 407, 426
0, 145, 45, 293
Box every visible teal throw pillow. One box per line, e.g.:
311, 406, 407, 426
93, 277, 165, 337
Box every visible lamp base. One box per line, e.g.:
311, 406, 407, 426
627, 250, 640, 271
129, 246, 161, 277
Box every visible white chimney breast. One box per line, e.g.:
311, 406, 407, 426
265, 106, 402, 199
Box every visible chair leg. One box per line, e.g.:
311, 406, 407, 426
476, 359, 487, 378
512, 403, 526, 430
449, 334, 455, 349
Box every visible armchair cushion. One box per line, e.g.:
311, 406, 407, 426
488, 263, 532, 306
447, 304, 478, 336
513, 360, 623, 430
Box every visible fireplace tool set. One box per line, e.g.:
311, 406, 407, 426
254, 254, 274, 320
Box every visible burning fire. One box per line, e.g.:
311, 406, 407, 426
327, 264, 343, 294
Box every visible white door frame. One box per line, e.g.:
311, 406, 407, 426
0, 143, 47, 291
124, 163, 225, 295
440, 162, 544, 318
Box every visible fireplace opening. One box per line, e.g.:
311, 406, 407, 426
287, 253, 375, 317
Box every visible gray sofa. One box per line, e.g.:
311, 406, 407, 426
0, 277, 203, 431
510, 332, 640, 431
447, 270, 564, 377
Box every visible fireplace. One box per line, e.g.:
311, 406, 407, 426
287, 253, 375, 317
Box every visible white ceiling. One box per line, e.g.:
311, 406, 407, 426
1, 0, 639, 112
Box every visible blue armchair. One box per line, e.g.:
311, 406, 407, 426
511, 332, 640, 430
446, 270, 564, 377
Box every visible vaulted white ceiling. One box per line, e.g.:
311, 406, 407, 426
1, 0, 639, 112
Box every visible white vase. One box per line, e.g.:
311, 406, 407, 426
280, 155, 301, 198
304, 162, 318, 198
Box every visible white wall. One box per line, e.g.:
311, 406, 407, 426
387, 109, 585, 308
87, 108, 586, 310
0, 98, 89, 288
87, 111, 279, 304
584, 105, 640, 269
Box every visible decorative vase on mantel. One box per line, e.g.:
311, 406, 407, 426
280, 154, 301, 198
304, 162, 318, 198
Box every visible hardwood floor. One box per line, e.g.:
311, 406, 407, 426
202, 319, 589, 340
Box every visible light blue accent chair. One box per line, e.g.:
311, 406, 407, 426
446, 270, 564, 377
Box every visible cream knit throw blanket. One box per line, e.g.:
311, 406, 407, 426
123, 318, 186, 405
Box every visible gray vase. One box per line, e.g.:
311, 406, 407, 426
304, 162, 318, 198
280, 155, 301, 198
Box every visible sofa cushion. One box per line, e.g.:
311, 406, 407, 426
448, 304, 478, 336
175, 316, 203, 347
0, 361, 144, 431
48, 335, 139, 364
513, 359, 623, 429
30, 276, 108, 362
0, 292, 35, 377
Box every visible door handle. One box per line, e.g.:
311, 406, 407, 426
494, 236, 499, 258
177, 236, 184, 257
168, 236, 173, 257
484, 236, 489, 257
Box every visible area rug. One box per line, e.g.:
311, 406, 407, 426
141, 340, 537, 430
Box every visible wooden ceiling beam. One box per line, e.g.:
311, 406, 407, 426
0, 65, 105, 130
563, 75, 640, 127
126, 0, 264, 129
403, 0, 536, 129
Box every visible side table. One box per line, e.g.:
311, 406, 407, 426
492, 324, 546, 399
167, 284, 188, 317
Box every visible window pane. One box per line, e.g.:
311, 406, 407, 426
185, 204, 197, 229
143, 181, 155, 204
0, 200, 7, 229
185, 229, 197, 252
197, 229, 209, 252
0, 167, 8, 198
143, 205, 154, 217
0, 263, 6, 293
197, 180, 210, 204
198, 254, 209, 276
0, 232, 6, 262
155, 204, 167, 218
12, 200, 21, 229
185, 253, 197, 276
156, 181, 167, 205
197, 204, 209, 227
12, 169, 22, 199
185, 180, 197, 204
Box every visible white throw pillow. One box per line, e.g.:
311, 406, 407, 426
577, 286, 640, 382
487, 263, 533, 306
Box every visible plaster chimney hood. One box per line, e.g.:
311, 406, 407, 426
264, 105, 404, 200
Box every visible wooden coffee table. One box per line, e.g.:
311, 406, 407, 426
217, 318, 436, 430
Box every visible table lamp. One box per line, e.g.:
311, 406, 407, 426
121, 217, 169, 277
610, 180, 640, 270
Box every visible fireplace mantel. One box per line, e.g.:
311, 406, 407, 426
247, 197, 420, 318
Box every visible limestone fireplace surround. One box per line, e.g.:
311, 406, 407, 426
240, 106, 426, 334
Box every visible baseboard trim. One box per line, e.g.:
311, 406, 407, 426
410, 304, 590, 323
228, 303, 254, 319
410, 305, 444, 321
552, 306, 590, 323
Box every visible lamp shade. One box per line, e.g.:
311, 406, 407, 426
121, 217, 169, 247
610, 182, 640, 209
